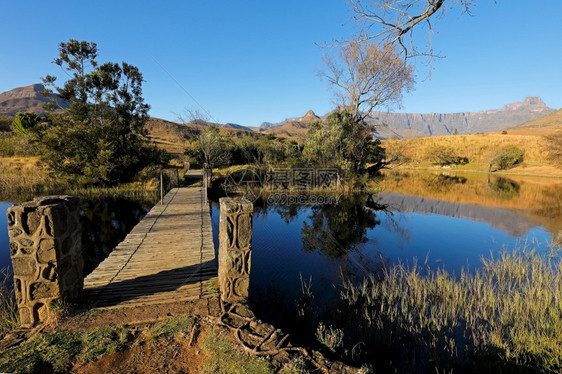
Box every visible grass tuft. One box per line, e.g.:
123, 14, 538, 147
201, 330, 274, 374
315, 323, 344, 353
145, 315, 195, 341
0, 325, 130, 373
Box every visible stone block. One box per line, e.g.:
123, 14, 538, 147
218, 198, 253, 303
7, 196, 83, 327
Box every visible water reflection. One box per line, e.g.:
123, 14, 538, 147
380, 170, 562, 242
488, 176, 520, 200
80, 197, 156, 276
210, 172, 562, 368
302, 195, 381, 257
0, 196, 156, 280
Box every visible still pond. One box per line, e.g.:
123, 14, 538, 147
1, 171, 561, 307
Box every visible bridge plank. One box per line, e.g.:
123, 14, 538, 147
84, 186, 218, 309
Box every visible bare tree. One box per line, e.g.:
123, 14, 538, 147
320, 41, 414, 122
349, 0, 475, 59
175, 107, 213, 126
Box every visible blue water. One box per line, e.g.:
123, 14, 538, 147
0, 202, 12, 274
210, 193, 559, 306
0, 198, 155, 278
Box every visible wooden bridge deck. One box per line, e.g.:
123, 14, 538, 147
84, 187, 217, 309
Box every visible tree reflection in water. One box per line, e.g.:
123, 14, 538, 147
247, 194, 397, 348
80, 196, 157, 276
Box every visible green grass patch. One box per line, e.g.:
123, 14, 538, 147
0, 325, 130, 373
201, 330, 274, 374
145, 315, 195, 341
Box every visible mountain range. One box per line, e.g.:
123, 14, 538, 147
0, 84, 556, 140
257, 97, 554, 139
0, 84, 68, 116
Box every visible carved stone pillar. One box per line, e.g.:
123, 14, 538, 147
203, 168, 212, 189
7, 196, 83, 327
218, 198, 253, 303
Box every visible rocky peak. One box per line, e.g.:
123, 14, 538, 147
2, 84, 46, 99
523, 97, 546, 107
300, 110, 319, 122
503, 97, 548, 111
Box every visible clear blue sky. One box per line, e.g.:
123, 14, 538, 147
1, 1, 561, 127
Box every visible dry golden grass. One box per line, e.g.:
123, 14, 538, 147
0, 156, 169, 201
383, 131, 562, 177
262, 120, 309, 142
507, 108, 562, 135
0, 156, 50, 198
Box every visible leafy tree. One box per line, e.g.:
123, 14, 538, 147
489, 145, 524, 171
37, 39, 166, 185
11, 112, 40, 135
303, 111, 386, 177
427, 145, 467, 166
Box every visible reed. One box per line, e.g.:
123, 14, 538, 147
0, 268, 19, 339
339, 246, 562, 372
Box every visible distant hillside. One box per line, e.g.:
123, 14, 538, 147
507, 108, 562, 136
145, 117, 253, 155
260, 110, 319, 141
0, 84, 68, 115
368, 97, 554, 139
185, 119, 253, 132
380, 95, 562, 177
259, 98, 554, 140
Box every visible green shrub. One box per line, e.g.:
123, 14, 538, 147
490, 145, 524, 171
0, 134, 36, 157
427, 146, 467, 166
0, 116, 12, 132
11, 112, 40, 135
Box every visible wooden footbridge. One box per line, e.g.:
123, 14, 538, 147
83, 186, 218, 309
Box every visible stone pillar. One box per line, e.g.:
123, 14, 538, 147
218, 198, 253, 303
6, 196, 83, 327
203, 168, 212, 189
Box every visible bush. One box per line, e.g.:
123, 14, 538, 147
427, 146, 467, 166
0, 134, 36, 157
11, 112, 40, 135
0, 116, 13, 132
490, 145, 524, 171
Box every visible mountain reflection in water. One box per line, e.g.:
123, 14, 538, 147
210, 171, 561, 325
